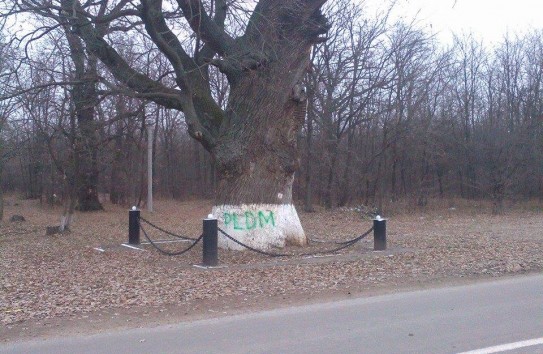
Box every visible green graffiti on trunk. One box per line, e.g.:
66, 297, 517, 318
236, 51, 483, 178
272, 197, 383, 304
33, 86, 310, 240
258, 211, 275, 228
232, 213, 243, 230
245, 211, 257, 230
223, 210, 275, 230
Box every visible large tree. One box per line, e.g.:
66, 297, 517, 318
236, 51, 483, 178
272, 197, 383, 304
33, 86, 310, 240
61, 20, 104, 211
14, 0, 330, 249
0, 32, 17, 221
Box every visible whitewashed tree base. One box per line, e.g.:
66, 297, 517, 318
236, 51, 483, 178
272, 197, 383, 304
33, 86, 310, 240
211, 204, 306, 251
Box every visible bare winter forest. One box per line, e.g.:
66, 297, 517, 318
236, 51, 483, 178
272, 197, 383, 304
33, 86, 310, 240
0, 0, 542, 221
1, 1, 543, 339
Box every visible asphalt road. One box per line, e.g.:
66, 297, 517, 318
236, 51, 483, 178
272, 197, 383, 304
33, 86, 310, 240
2, 274, 543, 354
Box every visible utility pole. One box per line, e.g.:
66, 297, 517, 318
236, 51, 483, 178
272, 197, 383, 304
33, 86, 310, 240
147, 120, 154, 212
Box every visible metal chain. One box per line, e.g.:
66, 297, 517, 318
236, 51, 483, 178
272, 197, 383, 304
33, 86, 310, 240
137, 214, 373, 258
140, 221, 203, 256
309, 233, 368, 245
218, 228, 291, 257
139, 216, 196, 241
218, 226, 374, 258
299, 228, 373, 256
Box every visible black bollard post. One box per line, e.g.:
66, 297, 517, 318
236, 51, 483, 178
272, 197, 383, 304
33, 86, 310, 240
202, 215, 218, 266
373, 216, 387, 251
128, 207, 141, 245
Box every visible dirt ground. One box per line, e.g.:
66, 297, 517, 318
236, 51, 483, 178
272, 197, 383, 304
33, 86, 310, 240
1, 197, 542, 342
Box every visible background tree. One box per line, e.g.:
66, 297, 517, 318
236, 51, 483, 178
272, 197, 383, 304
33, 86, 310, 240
303, 0, 392, 209
61, 12, 103, 211
0, 31, 18, 220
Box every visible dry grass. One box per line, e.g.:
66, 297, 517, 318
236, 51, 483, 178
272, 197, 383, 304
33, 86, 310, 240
1, 195, 542, 332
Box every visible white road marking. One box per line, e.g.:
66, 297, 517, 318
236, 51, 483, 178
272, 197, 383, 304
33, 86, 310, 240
458, 337, 543, 354
93, 247, 105, 252
121, 243, 145, 251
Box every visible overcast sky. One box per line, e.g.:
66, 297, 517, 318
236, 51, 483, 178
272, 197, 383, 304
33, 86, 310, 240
364, 0, 542, 45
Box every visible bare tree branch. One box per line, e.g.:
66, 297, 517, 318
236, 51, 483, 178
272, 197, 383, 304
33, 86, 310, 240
176, 0, 237, 57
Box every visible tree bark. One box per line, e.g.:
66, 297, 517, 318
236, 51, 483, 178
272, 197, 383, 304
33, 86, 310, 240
323, 143, 338, 209
73, 84, 103, 211
304, 98, 315, 212
211, 54, 311, 248
339, 129, 355, 207
110, 121, 125, 205
63, 22, 103, 211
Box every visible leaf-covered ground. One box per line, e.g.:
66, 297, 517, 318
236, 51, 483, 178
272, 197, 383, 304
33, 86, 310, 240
1, 197, 542, 340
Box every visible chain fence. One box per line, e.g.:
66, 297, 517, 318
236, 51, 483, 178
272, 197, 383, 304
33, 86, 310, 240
139, 216, 196, 241
136, 214, 375, 258
139, 218, 203, 256
308, 233, 366, 245
218, 226, 374, 258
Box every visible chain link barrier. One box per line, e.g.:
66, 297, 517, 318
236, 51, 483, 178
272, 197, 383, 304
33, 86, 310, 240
309, 233, 366, 245
136, 214, 374, 258
218, 226, 374, 258
139, 216, 196, 241
139, 219, 203, 256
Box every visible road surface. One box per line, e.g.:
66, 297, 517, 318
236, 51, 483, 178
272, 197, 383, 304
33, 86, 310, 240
2, 274, 543, 353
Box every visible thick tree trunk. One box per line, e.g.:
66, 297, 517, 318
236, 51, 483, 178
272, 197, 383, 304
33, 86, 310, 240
64, 25, 103, 212
211, 49, 310, 250
73, 65, 103, 211
75, 106, 102, 211
212, 123, 306, 249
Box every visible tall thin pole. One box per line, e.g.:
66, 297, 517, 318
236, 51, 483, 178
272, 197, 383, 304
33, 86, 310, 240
147, 124, 154, 212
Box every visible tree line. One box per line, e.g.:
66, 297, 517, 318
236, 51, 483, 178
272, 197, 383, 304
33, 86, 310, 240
1, 0, 542, 225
